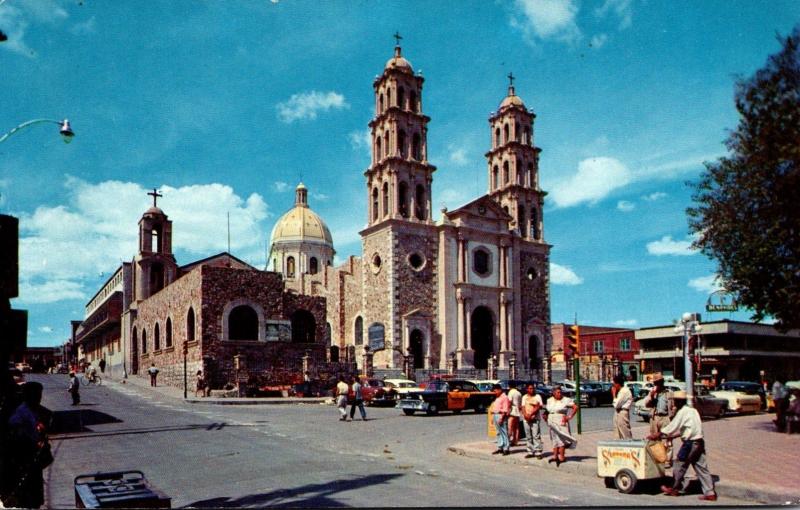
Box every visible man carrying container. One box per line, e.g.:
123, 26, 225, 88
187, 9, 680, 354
643, 372, 673, 465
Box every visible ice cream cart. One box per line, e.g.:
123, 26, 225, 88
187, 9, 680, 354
597, 439, 667, 493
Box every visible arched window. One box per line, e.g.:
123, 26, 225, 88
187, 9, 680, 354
515, 122, 521, 142
286, 256, 295, 278
517, 159, 523, 184
330, 345, 340, 363
398, 181, 409, 218
354, 316, 363, 345
372, 188, 379, 221
397, 86, 405, 109
132, 326, 138, 352
383, 132, 389, 157
524, 126, 531, 145
186, 307, 196, 342
290, 309, 316, 343
398, 130, 406, 158
309, 257, 318, 275
165, 317, 173, 348
518, 205, 526, 238
142, 328, 147, 353
531, 208, 539, 239
409, 90, 417, 112
495, 127, 501, 148
154, 322, 161, 351
382, 182, 389, 218
412, 133, 421, 160
503, 123, 509, 143
492, 166, 499, 190
326, 322, 332, 343
415, 184, 426, 220
472, 248, 491, 276
150, 262, 165, 296
379, 93, 384, 112
503, 161, 510, 184
229, 305, 258, 340
528, 163, 534, 187
376, 136, 382, 161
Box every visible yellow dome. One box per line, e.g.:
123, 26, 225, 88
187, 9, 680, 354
385, 46, 413, 74
269, 184, 333, 246
500, 84, 526, 109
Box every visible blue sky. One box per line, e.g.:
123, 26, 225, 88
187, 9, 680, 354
2, 1, 797, 347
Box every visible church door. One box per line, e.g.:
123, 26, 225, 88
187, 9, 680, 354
409, 329, 424, 369
528, 335, 540, 370
471, 306, 494, 370
131, 328, 139, 375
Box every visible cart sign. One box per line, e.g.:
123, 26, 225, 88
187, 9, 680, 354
368, 323, 385, 351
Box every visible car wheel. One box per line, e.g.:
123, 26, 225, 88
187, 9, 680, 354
614, 469, 637, 494
426, 403, 439, 416
589, 396, 598, 408
402, 409, 415, 416
475, 402, 487, 414
717, 407, 726, 419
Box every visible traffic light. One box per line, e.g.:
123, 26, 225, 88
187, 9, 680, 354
182, 340, 189, 356
567, 324, 580, 357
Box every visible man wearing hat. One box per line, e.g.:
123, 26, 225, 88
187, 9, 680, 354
648, 390, 717, 501
643, 372, 673, 465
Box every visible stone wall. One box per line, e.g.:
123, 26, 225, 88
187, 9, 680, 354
361, 228, 394, 367
519, 249, 550, 324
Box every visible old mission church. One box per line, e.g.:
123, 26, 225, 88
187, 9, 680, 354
74, 42, 552, 388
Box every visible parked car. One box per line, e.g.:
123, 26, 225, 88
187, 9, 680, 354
711, 383, 763, 414
397, 379, 494, 416
470, 379, 497, 393
552, 381, 589, 406
497, 379, 552, 401
382, 378, 422, 402
715, 381, 767, 410
634, 385, 729, 421
360, 377, 391, 405
580, 381, 613, 408
624, 381, 647, 399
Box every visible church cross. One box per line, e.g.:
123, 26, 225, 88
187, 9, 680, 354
393, 31, 403, 46
147, 188, 162, 207
507, 72, 515, 88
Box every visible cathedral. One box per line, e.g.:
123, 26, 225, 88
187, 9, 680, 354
269, 42, 552, 376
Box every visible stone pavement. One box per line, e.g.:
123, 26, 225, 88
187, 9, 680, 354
449, 413, 800, 505
100, 372, 331, 405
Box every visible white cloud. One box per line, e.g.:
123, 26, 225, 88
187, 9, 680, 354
642, 191, 667, 201
16, 177, 270, 305
436, 188, 470, 211
276, 91, 349, 123
348, 129, 371, 154
613, 319, 638, 327
590, 34, 608, 49
550, 263, 583, 285
550, 157, 632, 208
70, 16, 96, 35
310, 191, 329, 201
448, 145, 469, 166
616, 200, 635, 212
273, 181, 291, 193
595, 0, 633, 29
38, 326, 53, 333
511, 0, 581, 45
688, 275, 722, 294
0, 1, 68, 58
646, 236, 697, 256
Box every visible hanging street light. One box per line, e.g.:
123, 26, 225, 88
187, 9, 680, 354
0, 118, 75, 144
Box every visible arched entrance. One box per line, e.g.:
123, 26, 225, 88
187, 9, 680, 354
471, 306, 494, 370
528, 335, 540, 370
409, 329, 424, 369
290, 310, 316, 343
229, 305, 258, 340
131, 327, 139, 375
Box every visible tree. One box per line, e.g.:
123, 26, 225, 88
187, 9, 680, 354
688, 27, 800, 330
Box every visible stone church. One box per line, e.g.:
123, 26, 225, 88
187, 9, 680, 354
269, 43, 551, 376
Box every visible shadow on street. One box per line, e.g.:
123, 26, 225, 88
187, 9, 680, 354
50, 421, 245, 440
183, 473, 404, 508
49, 409, 123, 434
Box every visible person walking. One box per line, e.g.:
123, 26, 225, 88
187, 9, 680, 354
195, 370, 208, 397
612, 374, 633, 439
507, 381, 522, 446
649, 391, 717, 501
148, 363, 159, 387
67, 372, 80, 405
349, 377, 367, 421
491, 383, 511, 455
772, 375, 789, 432
335, 377, 349, 421
2, 382, 53, 509
521, 383, 544, 459
644, 373, 673, 465
98, 358, 106, 374
544, 385, 578, 466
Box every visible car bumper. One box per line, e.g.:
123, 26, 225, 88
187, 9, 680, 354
397, 399, 429, 411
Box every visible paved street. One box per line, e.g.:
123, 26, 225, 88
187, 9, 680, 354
33, 374, 753, 507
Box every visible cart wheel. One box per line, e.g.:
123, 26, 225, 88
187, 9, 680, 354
604, 477, 615, 489
615, 469, 637, 494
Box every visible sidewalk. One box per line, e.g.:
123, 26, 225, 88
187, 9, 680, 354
101, 372, 331, 406
449, 413, 800, 505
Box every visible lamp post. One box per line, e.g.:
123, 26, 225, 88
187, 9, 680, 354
0, 118, 74, 144
675, 312, 702, 404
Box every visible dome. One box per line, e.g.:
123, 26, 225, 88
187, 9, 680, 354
269, 184, 333, 247
500, 85, 526, 109
385, 46, 413, 74
144, 206, 165, 216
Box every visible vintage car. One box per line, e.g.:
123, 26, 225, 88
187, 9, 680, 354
552, 381, 589, 406
360, 377, 391, 405
497, 379, 552, 401
711, 382, 762, 413
397, 379, 494, 416
715, 381, 766, 409
580, 381, 613, 408
470, 379, 498, 392
634, 385, 728, 421
381, 378, 422, 402
624, 382, 647, 399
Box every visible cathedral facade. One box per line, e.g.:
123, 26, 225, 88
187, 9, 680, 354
269, 44, 552, 376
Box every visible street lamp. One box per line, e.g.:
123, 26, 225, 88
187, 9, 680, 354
0, 118, 74, 144
674, 312, 702, 403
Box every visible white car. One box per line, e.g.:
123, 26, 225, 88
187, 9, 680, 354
710, 388, 762, 414
383, 379, 422, 400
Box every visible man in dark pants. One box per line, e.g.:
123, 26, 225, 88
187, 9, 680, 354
349, 377, 367, 421
68, 372, 80, 405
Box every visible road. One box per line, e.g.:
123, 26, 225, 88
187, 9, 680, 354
29, 374, 746, 507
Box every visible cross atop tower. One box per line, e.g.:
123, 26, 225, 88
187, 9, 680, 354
507, 72, 515, 88
393, 31, 403, 46
147, 188, 162, 208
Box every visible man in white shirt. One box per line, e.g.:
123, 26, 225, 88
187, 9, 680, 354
507, 382, 523, 446
648, 390, 717, 501
612, 374, 632, 439
335, 377, 349, 421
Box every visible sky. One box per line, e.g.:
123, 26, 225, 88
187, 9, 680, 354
2, 1, 797, 347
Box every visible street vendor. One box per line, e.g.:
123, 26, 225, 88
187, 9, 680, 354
648, 390, 717, 501
643, 372, 673, 466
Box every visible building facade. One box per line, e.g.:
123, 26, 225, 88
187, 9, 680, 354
269, 43, 552, 377
549, 324, 639, 381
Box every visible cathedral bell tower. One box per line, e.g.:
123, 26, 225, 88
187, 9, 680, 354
366, 36, 435, 226
132, 189, 178, 302
486, 75, 545, 242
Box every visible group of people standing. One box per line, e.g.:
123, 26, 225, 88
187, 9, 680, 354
491, 382, 578, 466
335, 376, 368, 422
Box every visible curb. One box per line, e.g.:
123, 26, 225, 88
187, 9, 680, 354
447, 443, 800, 506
